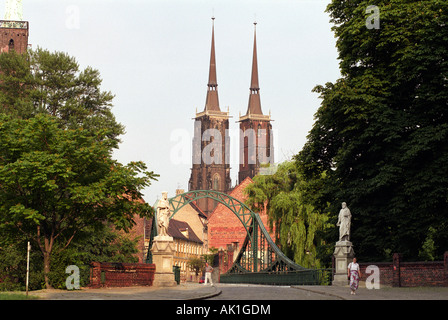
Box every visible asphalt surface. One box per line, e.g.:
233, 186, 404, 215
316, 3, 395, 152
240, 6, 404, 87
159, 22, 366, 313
28, 281, 448, 300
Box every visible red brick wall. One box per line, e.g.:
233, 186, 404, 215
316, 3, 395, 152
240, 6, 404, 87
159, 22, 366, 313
189, 115, 232, 215
89, 262, 155, 288
399, 262, 445, 287
358, 252, 448, 287
208, 177, 275, 251
0, 24, 29, 54
218, 249, 235, 274
358, 263, 394, 286
128, 215, 147, 263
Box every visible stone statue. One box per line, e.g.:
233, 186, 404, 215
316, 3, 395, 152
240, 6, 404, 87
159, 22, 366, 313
336, 202, 351, 242
152, 191, 177, 287
156, 192, 171, 237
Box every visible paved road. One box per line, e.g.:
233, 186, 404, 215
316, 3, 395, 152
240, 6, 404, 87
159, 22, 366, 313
30, 283, 220, 300
210, 283, 448, 300
28, 282, 448, 300
209, 284, 340, 300
22, 283, 447, 320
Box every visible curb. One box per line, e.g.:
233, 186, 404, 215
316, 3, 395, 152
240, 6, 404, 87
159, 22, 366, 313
187, 285, 222, 300
291, 286, 347, 300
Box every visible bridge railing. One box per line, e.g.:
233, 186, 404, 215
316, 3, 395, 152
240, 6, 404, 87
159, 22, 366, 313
146, 190, 334, 286
220, 268, 334, 286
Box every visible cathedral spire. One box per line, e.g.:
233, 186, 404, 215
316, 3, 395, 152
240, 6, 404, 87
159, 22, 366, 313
204, 17, 220, 112
250, 22, 259, 92
246, 22, 263, 116
4, 0, 23, 21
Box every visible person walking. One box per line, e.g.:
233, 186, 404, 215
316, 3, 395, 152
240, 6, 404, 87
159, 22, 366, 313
204, 262, 214, 285
348, 257, 362, 295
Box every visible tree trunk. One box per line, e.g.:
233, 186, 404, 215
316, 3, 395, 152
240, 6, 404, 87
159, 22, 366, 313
42, 235, 54, 289
43, 250, 52, 289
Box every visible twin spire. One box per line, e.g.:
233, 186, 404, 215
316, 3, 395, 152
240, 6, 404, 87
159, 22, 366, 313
204, 18, 264, 117
204, 17, 220, 111
4, 0, 23, 21
247, 22, 263, 116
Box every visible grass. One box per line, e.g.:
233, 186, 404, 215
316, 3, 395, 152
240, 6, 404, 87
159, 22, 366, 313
0, 292, 39, 300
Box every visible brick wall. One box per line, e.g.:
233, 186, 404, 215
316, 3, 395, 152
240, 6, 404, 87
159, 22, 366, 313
218, 248, 235, 274
89, 262, 155, 288
0, 23, 29, 54
399, 261, 445, 287
208, 177, 275, 251
358, 252, 448, 287
358, 262, 394, 286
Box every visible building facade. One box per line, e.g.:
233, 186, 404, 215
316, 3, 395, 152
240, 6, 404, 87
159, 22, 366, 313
207, 177, 275, 260
188, 18, 232, 215
168, 219, 205, 282
189, 20, 274, 205
238, 23, 274, 184
0, 0, 29, 54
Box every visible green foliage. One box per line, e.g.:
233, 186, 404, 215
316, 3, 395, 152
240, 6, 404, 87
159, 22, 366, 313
0, 48, 124, 147
0, 48, 159, 289
48, 224, 140, 289
245, 161, 331, 268
0, 293, 38, 300
0, 241, 39, 291
187, 257, 205, 276
296, 0, 448, 261
0, 224, 141, 290
418, 227, 437, 262
202, 247, 218, 265
0, 113, 156, 288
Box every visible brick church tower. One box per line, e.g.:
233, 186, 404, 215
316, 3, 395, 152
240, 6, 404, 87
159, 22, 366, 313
238, 23, 273, 184
189, 18, 231, 215
0, 0, 29, 54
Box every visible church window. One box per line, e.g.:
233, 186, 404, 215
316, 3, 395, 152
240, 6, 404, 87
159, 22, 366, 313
213, 174, 220, 190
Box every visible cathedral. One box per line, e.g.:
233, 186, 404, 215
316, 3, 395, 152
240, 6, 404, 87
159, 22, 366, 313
188, 19, 274, 215
0, 0, 29, 54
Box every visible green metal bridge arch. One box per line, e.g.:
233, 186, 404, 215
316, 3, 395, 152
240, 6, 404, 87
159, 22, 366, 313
146, 190, 332, 285
169, 190, 255, 236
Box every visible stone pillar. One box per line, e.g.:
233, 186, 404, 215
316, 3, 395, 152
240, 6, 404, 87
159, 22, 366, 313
332, 240, 355, 286
151, 235, 177, 287
443, 251, 448, 287
89, 261, 101, 288
393, 253, 401, 287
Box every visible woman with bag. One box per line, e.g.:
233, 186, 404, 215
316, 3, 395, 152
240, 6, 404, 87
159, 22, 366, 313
347, 257, 362, 295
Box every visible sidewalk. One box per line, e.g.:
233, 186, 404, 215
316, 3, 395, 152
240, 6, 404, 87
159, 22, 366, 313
29, 282, 221, 300
27, 281, 448, 300
292, 282, 448, 300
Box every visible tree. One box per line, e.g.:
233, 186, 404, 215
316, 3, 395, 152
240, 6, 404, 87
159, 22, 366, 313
0, 223, 140, 290
296, 0, 448, 261
48, 224, 141, 289
187, 257, 205, 278
244, 161, 331, 268
0, 113, 156, 289
0, 48, 124, 148
0, 48, 159, 288
0, 50, 34, 118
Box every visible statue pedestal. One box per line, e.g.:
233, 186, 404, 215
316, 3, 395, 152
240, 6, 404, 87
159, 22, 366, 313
332, 240, 355, 286
151, 235, 177, 287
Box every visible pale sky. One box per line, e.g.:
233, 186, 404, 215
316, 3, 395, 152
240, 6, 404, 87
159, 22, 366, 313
17, 0, 341, 203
